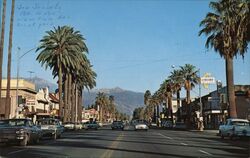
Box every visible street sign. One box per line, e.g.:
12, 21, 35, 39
201, 77, 215, 84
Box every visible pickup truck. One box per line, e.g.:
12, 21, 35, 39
219, 118, 250, 139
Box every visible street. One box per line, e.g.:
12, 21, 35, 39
0, 126, 249, 158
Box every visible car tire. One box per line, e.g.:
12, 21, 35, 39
220, 131, 224, 139
34, 137, 40, 144
20, 134, 29, 146
112, 128, 114, 130
53, 133, 57, 140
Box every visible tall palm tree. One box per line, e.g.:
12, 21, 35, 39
180, 64, 199, 127
36, 26, 88, 118
199, 0, 250, 118
0, 0, 6, 109
5, 0, 15, 119
169, 69, 183, 115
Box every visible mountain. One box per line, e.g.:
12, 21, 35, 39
26, 77, 58, 92
84, 87, 144, 115
28, 77, 144, 115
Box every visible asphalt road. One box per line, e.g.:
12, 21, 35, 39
0, 126, 249, 158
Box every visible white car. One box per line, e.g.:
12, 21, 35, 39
134, 120, 149, 131
219, 118, 250, 139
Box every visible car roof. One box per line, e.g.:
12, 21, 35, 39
228, 118, 249, 122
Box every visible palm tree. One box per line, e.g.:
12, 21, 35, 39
95, 92, 109, 123
36, 26, 88, 118
180, 64, 199, 127
169, 69, 183, 117
5, 0, 15, 119
0, 0, 6, 114
199, 0, 250, 118
144, 90, 151, 106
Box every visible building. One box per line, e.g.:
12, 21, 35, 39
0, 79, 37, 119
201, 85, 250, 129
82, 108, 99, 123
36, 87, 59, 120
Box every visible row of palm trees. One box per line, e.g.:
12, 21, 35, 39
144, 64, 199, 126
0, 0, 15, 119
143, 0, 250, 126
36, 26, 97, 122
95, 92, 129, 122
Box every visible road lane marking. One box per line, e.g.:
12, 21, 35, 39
157, 133, 173, 140
199, 150, 213, 156
7, 149, 27, 155
100, 132, 124, 158
180, 143, 188, 146
7, 140, 57, 155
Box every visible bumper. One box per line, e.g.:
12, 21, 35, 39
41, 129, 57, 136
0, 134, 25, 143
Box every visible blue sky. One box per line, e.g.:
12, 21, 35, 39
2, 0, 250, 98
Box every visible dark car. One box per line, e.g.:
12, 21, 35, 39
111, 121, 124, 130
84, 121, 99, 130
0, 119, 42, 146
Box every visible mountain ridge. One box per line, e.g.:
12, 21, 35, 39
28, 77, 144, 115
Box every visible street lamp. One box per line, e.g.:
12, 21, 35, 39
15, 47, 37, 118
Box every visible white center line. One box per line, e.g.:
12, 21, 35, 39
180, 143, 188, 146
157, 133, 173, 140
199, 150, 213, 156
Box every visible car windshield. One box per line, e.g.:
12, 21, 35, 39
113, 121, 123, 125
232, 121, 249, 126
0, 120, 26, 127
37, 119, 57, 125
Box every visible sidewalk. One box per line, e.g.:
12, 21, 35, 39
189, 129, 219, 136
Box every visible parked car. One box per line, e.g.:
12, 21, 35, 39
219, 118, 250, 139
134, 120, 149, 131
36, 118, 63, 139
163, 121, 173, 129
111, 121, 124, 130
173, 122, 187, 130
74, 122, 83, 130
84, 121, 99, 130
63, 122, 75, 131
0, 119, 42, 146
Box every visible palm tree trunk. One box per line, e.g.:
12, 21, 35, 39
58, 58, 63, 119
63, 73, 68, 122
177, 90, 180, 120
67, 74, 72, 122
71, 82, 75, 122
5, 0, 15, 119
225, 57, 237, 118
186, 88, 191, 128
0, 0, 6, 109
78, 90, 82, 122
167, 93, 173, 124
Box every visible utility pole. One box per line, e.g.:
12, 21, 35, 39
198, 69, 204, 131
15, 47, 20, 118
27, 71, 34, 80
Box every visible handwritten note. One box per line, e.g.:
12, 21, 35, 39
16, 1, 69, 29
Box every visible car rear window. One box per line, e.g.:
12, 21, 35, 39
232, 121, 249, 126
